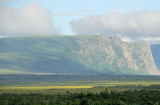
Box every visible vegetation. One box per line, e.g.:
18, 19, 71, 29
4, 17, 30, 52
0, 86, 160, 105
1, 74, 160, 87
1, 74, 160, 104
0, 69, 28, 74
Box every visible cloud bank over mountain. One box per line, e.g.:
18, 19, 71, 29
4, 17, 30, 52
70, 11, 160, 40
0, 2, 59, 37
1, 0, 160, 44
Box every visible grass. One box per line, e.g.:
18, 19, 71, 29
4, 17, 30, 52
1, 81, 160, 94
0, 86, 93, 90
1, 81, 160, 90
1, 84, 160, 95
1, 74, 160, 95
99, 81, 160, 86
0, 69, 26, 74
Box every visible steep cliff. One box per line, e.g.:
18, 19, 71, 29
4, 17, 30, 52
0, 35, 159, 75
75, 35, 159, 75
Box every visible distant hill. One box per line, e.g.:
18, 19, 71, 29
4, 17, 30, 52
0, 35, 159, 75
151, 44, 160, 71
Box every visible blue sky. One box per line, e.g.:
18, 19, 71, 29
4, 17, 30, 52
4, 0, 160, 12
1, 0, 160, 43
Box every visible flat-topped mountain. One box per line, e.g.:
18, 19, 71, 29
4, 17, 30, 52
0, 35, 159, 75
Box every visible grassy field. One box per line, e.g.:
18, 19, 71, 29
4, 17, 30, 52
1, 81, 160, 95
0, 74, 160, 94
0, 69, 27, 74
1, 74, 160, 104
0, 85, 160, 99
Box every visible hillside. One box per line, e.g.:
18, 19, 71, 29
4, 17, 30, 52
0, 35, 159, 75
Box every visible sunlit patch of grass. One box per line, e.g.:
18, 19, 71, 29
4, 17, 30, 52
0, 69, 25, 74
0, 86, 93, 90
48, 56, 60, 60
100, 81, 160, 86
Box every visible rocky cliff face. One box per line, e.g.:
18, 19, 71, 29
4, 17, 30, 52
0, 35, 159, 75
75, 35, 160, 75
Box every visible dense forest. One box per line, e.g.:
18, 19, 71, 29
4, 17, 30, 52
1, 88, 160, 105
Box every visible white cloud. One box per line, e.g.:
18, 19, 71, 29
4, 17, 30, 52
141, 37, 160, 41
121, 37, 131, 42
0, 2, 59, 37
70, 11, 160, 38
140, 37, 160, 44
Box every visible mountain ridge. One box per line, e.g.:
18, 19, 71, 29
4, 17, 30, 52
0, 35, 159, 75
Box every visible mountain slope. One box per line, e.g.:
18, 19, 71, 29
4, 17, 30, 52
0, 35, 159, 75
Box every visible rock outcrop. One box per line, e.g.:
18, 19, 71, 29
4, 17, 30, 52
75, 35, 160, 75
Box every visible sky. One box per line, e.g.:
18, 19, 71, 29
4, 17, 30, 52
0, 0, 160, 43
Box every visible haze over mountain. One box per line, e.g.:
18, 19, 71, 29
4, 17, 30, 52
151, 44, 160, 71
0, 35, 159, 75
